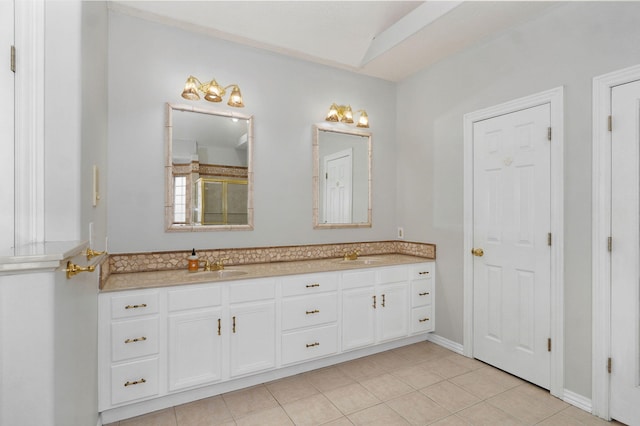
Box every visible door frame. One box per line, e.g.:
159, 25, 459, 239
463, 87, 565, 399
592, 63, 640, 420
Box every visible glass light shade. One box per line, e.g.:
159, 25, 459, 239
340, 105, 354, 124
357, 110, 369, 128
325, 104, 340, 122
204, 80, 223, 102
181, 76, 201, 101
227, 86, 245, 107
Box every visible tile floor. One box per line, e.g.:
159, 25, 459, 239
105, 341, 624, 426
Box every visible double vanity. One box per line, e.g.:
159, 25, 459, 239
98, 254, 435, 423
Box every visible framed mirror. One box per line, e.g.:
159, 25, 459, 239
166, 103, 253, 231
313, 124, 372, 229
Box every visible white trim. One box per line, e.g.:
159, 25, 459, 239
563, 389, 593, 413
463, 87, 565, 398
14, 0, 45, 246
426, 333, 464, 355
591, 63, 640, 420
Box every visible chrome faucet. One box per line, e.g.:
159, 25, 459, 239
343, 250, 359, 261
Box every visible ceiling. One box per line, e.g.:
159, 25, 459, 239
110, 1, 559, 82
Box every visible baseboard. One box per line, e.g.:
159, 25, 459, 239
563, 389, 592, 413
427, 333, 464, 355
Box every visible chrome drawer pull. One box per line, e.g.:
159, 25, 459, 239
419, 292, 430, 296
418, 271, 430, 275
419, 318, 430, 323
305, 283, 320, 288
305, 309, 320, 315
124, 378, 146, 387
124, 336, 147, 344
124, 303, 147, 310
306, 342, 320, 348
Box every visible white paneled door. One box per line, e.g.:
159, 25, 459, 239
472, 104, 551, 389
610, 79, 640, 425
324, 149, 352, 223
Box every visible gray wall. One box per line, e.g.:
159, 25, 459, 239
107, 11, 398, 253
396, 2, 640, 399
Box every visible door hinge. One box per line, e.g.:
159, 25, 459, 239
608, 115, 612, 132
547, 233, 552, 246
607, 357, 612, 374
547, 338, 551, 352
10, 45, 15, 73
607, 236, 612, 252
325, 172, 328, 179
547, 127, 552, 141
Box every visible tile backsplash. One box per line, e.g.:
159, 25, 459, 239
108, 241, 435, 275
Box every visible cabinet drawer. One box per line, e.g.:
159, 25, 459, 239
411, 306, 434, 334
378, 266, 409, 284
281, 272, 338, 297
111, 291, 159, 319
282, 293, 337, 331
281, 324, 338, 365
411, 280, 433, 307
411, 263, 434, 280
341, 270, 376, 289
168, 285, 222, 312
229, 278, 275, 303
110, 358, 159, 406
111, 317, 159, 362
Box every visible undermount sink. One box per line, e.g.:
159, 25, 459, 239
184, 269, 248, 279
336, 257, 382, 265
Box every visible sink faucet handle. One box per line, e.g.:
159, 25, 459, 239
200, 259, 212, 271
215, 257, 230, 269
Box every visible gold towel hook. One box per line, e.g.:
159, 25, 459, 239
65, 261, 96, 279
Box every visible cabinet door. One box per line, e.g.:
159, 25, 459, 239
377, 282, 409, 342
342, 286, 376, 351
229, 301, 276, 377
168, 308, 223, 391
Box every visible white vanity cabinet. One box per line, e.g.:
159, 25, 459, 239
167, 285, 224, 392
228, 278, 277, 377
341, 266, 410, 351
280, 272, 339, 365
99, 261, 434, 423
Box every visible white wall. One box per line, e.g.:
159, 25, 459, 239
396, 2, 640, 399
107, 11, 398, 253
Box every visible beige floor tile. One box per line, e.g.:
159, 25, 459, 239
119, 408, 177, 426
174, 395, 233, 426
222, 385, 279, 418
457, 402, 523, 425
266, 374, 319, 404
359, 373, 414, 401
337, 356, 387, 381
487, 383, 568, 424
391, 364, 445, 389
444, 354, 486, 371
392, 341, 450, 363
365, 350, 415, 370
348, 403, 410, 425
536, 405, 615, 426
320, 417, 354, 426
386, 391, 451, 425
429, 415, 473, 425
450, 367, 522, 399
324, 382, 381, 415
234, 406, 293, 426
305, 366, 356, 392
420, 357, 472, 379
420, 380, 481, 413
282, 393, 343, 426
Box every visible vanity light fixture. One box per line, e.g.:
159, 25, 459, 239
325, 103, 369, 128
181, 75, 245, 107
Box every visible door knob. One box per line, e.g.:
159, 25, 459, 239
471, 248, 484, 257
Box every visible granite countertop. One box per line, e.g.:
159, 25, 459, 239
102, 254, 434, 292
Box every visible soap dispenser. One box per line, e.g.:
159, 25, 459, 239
188, 248, 199, 272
